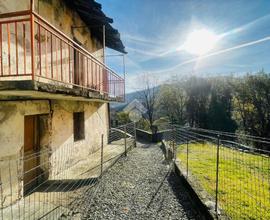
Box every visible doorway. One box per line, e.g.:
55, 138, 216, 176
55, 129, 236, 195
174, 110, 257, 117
23, 115, 40, 195
73, 39, 85, 86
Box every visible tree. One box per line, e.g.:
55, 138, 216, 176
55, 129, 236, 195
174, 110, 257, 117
137, 73, 158, 130
158, 82, 186, 125
207, 77, 237, 132
148, 71, 270, 150
184, 77, 211, 128
233, 71, 270, 145
116, 112, 130, 125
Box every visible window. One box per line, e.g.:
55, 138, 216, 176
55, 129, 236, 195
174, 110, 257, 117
73, 112, 85, 141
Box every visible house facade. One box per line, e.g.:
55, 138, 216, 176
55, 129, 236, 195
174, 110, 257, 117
0, 0, 125, 207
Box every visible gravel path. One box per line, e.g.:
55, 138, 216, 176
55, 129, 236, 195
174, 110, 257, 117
74, 142, 202, 220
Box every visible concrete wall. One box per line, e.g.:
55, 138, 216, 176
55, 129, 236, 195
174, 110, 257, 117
136, 129, 164, 143
0, 99, 109, 207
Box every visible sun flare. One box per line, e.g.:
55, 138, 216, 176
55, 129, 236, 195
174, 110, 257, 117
183, 29, 219, 55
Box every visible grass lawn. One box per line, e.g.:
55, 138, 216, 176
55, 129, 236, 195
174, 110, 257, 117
177, 142, 270, 220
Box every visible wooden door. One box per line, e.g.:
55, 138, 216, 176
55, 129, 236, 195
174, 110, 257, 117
73, 40, 84, 87
74, 50, 85, 86
24, 115, 40, 195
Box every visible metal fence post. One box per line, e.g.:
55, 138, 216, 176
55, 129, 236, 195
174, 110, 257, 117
215, 135, 220, 214
134, 122, 137, 147
30, 5, 35, 81
124, 125, 127, 156
170, 127, 176, 172
0, 172, 3, 220
173, 127, 177, 160
171, 127, 176, 172
186, 139, 189, 178
100, 134, 104, 178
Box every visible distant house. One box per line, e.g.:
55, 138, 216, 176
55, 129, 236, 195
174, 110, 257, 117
123, 99, 147, 115
0, 0, 126, 206
110, 99, 147, 126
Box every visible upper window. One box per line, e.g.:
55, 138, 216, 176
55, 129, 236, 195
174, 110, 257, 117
73, 112, 85, 141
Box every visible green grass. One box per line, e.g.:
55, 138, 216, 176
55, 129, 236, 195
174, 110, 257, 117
177, 142, 270, 220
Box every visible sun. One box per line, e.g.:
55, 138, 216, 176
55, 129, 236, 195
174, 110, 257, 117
183, 29, 219, 55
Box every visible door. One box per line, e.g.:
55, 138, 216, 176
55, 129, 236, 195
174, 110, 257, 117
73, 40, 85, 86
24, 115, 40, 195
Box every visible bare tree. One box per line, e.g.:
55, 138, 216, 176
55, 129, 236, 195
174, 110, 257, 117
137, 73, 158, 130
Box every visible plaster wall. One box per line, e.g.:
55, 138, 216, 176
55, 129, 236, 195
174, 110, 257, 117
0, 0, 30, 13
34, 0, 104, 56
0, 99, 109, 206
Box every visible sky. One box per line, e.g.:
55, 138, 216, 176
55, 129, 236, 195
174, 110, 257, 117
97, 0, 270, 92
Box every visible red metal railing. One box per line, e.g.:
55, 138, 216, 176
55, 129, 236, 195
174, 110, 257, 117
0, 11, 125, 101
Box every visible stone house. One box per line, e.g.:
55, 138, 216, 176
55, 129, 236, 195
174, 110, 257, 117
0, 0, 125, 207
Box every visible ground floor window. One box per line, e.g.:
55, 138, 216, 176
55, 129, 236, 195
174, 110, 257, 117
73, 112, 85, 141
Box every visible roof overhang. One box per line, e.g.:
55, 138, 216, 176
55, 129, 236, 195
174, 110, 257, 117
65, 0, 127, 54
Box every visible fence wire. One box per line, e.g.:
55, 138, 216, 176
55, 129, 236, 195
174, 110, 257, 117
0, 123, 136, 220
163, 125, 270, 220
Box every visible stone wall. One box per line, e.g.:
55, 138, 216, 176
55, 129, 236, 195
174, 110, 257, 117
0, 99, 109, 206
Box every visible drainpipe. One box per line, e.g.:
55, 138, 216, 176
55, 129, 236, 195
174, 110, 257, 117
123, 54, 126, 102
103, 25, 105, 64
108, 102, 111, 129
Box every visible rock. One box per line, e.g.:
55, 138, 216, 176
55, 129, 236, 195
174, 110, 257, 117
205, 200, 216, 211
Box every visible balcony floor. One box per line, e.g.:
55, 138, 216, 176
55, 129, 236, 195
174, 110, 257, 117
0, 80, 122, 102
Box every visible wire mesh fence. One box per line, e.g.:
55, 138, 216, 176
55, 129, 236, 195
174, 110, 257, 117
163, 125, 270, 220
0, 123, 136, 220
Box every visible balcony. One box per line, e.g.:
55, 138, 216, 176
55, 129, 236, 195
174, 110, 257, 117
0, 11, 125, 102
